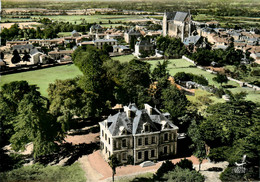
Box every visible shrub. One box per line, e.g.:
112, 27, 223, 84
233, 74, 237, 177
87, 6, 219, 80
175, 158, 193, 170
163, 166, 205, 182
154, 160, 175, 179
174, 72, 208, 85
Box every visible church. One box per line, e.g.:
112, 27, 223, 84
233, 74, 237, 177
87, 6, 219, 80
163, 11, 195, 41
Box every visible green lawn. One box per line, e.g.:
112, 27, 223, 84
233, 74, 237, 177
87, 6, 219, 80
112, 54, 135, 63
0, 64, 82, 97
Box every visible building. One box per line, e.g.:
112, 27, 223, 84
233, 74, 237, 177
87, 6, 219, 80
124, 28, 142, 43
71, 30, 81, 37
99, 103, 179, 164
48, 50, 74, 60
29, 49, 46, 64
183, 35, 207, 52
134, 39, 155, 57
12, 44, 34, 54
113, 45, 131, 53
163, 11, 194, 41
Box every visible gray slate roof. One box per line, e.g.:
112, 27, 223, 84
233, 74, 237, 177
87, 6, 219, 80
183, 35, 202, 46
165, 11, 189, 22
30, 48, 41, 55
174, 12, 188, 22
12, 44, 33, 50
102, 104, 178, 136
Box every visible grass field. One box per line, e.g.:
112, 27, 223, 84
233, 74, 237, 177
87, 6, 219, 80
0, 64, 82, 97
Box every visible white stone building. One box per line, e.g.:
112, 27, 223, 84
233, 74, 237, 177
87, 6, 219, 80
99, 103, 178, 164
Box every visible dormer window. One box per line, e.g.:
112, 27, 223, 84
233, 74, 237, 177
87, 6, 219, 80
119, 126, 127, 136
143, 123, 150, 132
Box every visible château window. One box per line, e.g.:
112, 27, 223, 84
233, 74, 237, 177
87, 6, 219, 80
122, 153, 127, 160
108, 138, 110, 145
164, 146, 167, 154
122, 139, 127, 148
151, 150, 155, 157
102, 130, 104, 137
105, 134, 107, 141
138, 138, 142, 146
145, 137, 148, 145
164, 133, 168, 141
138, 152, 142, 159
152, 136, 156, 144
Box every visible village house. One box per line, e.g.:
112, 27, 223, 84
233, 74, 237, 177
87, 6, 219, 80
71, 30, 81, 37
134, 39, 155, 57
99, 103, 178, 164
113, 45, 131, 54
29, 49, 47, 65
163, 11, 195, 41
12, 44, 34, 54
6, 40, 29, 48
183, 35, 207, 52
124, 28, 142, 43
48, 50, 73, 60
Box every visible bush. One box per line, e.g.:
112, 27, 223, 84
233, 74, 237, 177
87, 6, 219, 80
175, 158, 193, 170
163, 166, 205, 182
154, 160, 175, 179
174, 72, 208, 85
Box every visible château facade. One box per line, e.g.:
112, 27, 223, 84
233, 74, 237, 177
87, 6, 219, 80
99, 103, 178, 164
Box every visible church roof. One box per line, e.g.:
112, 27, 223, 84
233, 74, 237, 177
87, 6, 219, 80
165, 11, 189, 22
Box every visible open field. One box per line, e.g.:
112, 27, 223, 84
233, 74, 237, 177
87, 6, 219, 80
0, 22, 42, 29
0, 64, 82, 97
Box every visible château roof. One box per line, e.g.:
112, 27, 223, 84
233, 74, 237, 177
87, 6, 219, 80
100, 104, 178, 136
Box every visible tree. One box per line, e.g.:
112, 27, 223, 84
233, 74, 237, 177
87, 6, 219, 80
213, 73, 228, 86
121, 59, 151, 106
188, 120, 207, 171
163, 166, 205, 182
161, 85, 189, 119
11, 50, 21, 64
108, 155, 120, 182
73, 47, 115, 117
10, 93, 61, 158
154, 160, 175, 180
175, 158, 193, 171
151, 60, 169, 81
0, 81, 63, 159
48, 78, 88, 131
22, 52, 31, 62
102, 43, 113, 54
